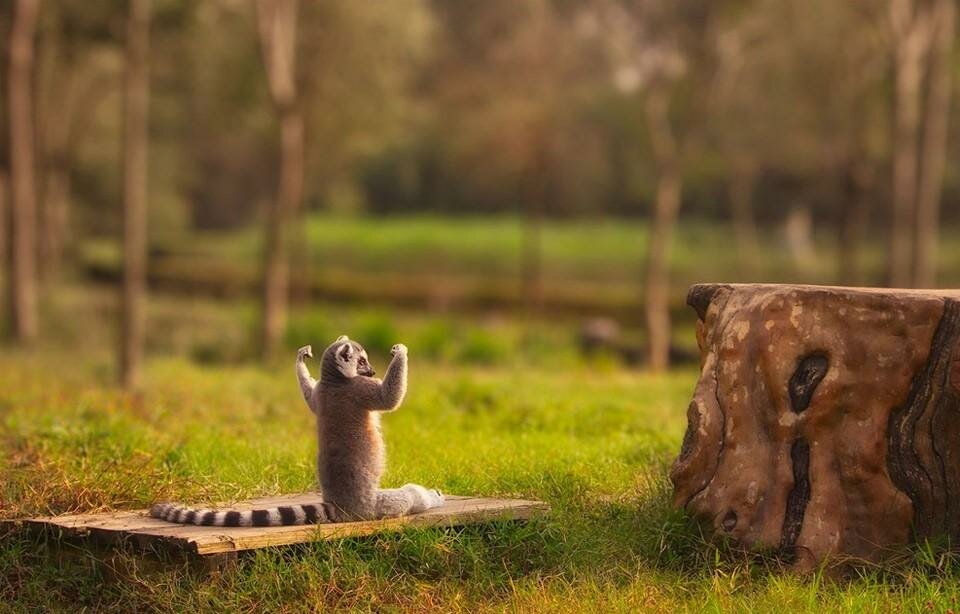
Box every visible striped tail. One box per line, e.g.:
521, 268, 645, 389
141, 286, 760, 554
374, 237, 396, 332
149, 501, 333, 527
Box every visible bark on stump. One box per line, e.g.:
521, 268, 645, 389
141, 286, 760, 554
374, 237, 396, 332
671, 283, 960, 568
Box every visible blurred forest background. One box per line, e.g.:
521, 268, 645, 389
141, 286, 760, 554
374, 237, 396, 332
1, 0, 959, 384
10, 3, 960, 609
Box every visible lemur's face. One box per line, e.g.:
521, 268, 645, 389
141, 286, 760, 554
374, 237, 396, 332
333, 336, 375, 378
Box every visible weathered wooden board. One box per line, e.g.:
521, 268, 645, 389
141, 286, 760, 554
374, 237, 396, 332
12, 494, 549, 556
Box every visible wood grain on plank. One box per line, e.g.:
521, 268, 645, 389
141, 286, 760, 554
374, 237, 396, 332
16, 494, 549, 556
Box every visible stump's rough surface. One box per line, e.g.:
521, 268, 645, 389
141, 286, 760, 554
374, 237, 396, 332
671, 283, 960, 567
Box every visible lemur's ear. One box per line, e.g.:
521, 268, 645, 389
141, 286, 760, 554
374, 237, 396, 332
336, 334, 349, 342
338, 343, 354, 361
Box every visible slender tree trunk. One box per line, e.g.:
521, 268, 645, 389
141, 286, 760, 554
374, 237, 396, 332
37, 31, 77, 283
120, 0, 150, 389
255, 0, 302, 361
7, 0, 39, 343
912, 0, 955, 288
40, 160, 70, 281
889, 0, 932, 287
39, 66, 109, 281
0, 171, 6, 270
729, 163, 758, 279
1, 23, 9, 301
35, 4, 59, 283
260, 108, 304, 359
0, 171, 7, 311
890, 44, 922, 287
643, 88, 681, 372
521, 142, 548, 315
837, 162, 873, 286
521, 202, 543, 314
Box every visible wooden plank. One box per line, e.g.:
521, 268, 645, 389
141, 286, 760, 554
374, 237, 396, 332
13, 494, 549, 556
192, 497, 545, 555
128, 497, 543, 555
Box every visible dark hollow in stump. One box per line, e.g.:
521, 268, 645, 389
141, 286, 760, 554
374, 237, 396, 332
672, 283, 960, 569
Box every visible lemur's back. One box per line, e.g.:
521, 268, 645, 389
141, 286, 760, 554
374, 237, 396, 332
314, 379, 385, 519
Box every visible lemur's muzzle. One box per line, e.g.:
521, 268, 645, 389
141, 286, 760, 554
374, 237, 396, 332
361, 367, 376, 377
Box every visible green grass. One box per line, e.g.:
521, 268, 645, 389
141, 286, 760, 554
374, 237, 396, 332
168, 213, 876, 284
4, 288, 960, 611
4, 337, 960, 609
81, 215, 960, 324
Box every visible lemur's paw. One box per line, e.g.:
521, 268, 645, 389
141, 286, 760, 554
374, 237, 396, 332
390, 343, 408, 356
297, 345, 313, 360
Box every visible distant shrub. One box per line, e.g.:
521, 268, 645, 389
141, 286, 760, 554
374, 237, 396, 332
456, 328, 512, 365
413, 320, 456, 361
520, 329, 580, 368
284, 309, 336, 351
442, 376, 503, 415
355, 312, 399, 356
582, 350, 624, 373
188, 331, 252, 365
191, 341, 228, 365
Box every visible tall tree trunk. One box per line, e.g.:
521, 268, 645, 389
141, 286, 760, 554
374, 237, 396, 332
36, 21, 76, 284
35, 3, 60, 283
521, 142, 548, 316
120, 0, 150, 389
643, 88, 681, 372
837, 162, 873, 286
521, 201, 543, 314
912, 0, 955, 288
39, 65, 110, 282
0, 171, 7, 302
260, 109, 304, 360
729, 163, 758, 279
888, 0, 932, 287
40, 159, 70, 281
255, 0, 302, 361
6, 0, 39, 344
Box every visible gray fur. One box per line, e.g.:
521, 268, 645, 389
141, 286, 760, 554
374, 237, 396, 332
304, 336, 443, 521
150, 336, 443, 527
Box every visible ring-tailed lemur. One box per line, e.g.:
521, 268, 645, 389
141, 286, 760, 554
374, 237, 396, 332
149, 336, 444, 527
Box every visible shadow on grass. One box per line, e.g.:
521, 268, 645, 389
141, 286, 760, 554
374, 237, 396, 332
0, 518, 570, 610
585, 469, 960, 592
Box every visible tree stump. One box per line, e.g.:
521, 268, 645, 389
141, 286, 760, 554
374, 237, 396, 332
670, 283, 960, 568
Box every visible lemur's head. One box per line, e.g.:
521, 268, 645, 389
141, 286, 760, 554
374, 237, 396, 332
322, 335, 375, 379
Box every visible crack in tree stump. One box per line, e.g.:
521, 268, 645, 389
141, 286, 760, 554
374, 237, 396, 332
670, 283, 960, 569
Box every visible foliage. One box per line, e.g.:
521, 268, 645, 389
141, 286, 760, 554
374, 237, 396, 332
25, 0, 960, 236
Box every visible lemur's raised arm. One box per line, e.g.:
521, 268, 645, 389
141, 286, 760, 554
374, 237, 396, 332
365, 344, 408, 412
296, 345, 317, 407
